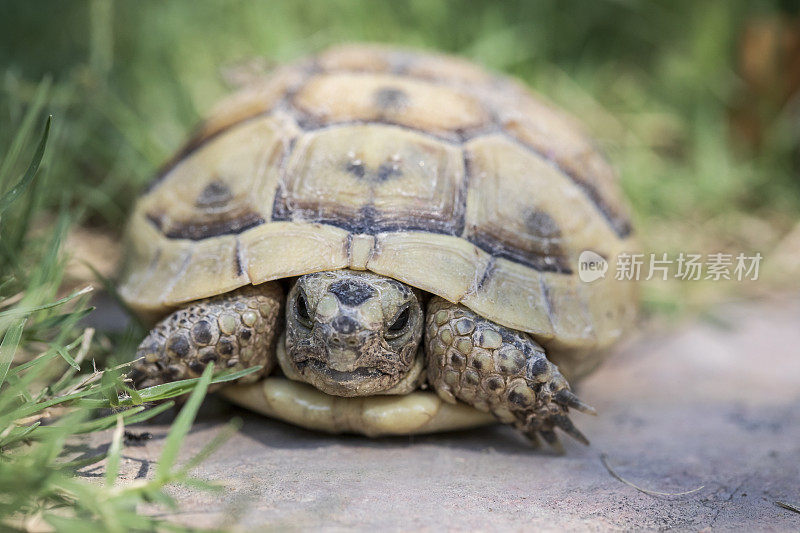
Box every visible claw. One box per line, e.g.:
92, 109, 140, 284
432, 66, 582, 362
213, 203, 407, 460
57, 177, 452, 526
538, 429, 565, 454
551, 414, 590, 446
554, 389, 597, 416
524, 430, 542, 449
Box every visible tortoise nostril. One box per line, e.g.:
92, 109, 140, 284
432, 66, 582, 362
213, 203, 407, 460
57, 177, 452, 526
331, 315, 359, 334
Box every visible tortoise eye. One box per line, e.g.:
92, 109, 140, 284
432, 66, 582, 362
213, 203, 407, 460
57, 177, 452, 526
387, 307, 409, 333
296, 293, 311, 322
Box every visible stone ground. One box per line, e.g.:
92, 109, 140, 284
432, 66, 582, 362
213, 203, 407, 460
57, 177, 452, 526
84, 296, 800, 531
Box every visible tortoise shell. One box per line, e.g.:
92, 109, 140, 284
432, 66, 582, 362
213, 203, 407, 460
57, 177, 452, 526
118, 44, 637, 372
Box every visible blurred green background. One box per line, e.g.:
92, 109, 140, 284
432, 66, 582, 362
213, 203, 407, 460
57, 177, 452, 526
2, 0, 799, 314
0, 3, 799, 527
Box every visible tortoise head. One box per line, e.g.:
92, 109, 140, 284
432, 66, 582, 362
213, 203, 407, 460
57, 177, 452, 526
285, 270, 424, 396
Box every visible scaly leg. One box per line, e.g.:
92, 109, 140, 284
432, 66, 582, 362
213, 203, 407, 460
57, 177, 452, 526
425, 296, 595, 449
130, 283, 284, 388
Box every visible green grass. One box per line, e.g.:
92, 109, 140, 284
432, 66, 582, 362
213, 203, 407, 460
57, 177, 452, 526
0, 0, 798, 529
0, 113, 261, 530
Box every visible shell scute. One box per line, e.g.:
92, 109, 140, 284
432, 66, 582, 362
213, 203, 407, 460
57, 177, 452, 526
273, 124, 465, 235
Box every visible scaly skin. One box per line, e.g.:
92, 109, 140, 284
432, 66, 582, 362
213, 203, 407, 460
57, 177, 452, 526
425, 296, 595, 448
130, 283, 284, 389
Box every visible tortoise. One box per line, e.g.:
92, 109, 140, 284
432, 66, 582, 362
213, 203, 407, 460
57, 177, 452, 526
121, 44, 637, 449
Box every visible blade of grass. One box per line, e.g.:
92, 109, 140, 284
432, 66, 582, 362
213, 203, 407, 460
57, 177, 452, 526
33, 307, 94, 331
775, 501, 800, 515
6, 386, 109, 421
0, 421, 40, 447
4, 374, 33, 403
0, 285, 92, 320
105, 416, 124, 486
7, 333, 83, 376
0, 80, 50, 186
99, 372, 119, 407
0, 318, 25, 388
130, 365, 261, 404
600, 453, 705, 497
49, 328, 94, 393
28, 402, 173, 442
156, 363, 213, 480
177, 418, 241, 477
70, 365, 261, 408
55, 345, 80, 371
0, 116, 51, 215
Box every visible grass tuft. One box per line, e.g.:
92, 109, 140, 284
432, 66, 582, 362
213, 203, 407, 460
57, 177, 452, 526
0, 113, 254, 530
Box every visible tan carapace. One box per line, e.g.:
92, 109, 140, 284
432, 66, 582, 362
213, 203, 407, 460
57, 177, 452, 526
120, 44, 637, 447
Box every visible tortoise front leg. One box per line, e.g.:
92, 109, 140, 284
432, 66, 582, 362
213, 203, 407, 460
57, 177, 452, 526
130, 283, 284, 389
424, 296, 595, 449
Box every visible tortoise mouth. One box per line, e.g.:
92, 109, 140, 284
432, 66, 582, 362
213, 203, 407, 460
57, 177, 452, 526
301, 359, 386, 380
294, 359, 399, 397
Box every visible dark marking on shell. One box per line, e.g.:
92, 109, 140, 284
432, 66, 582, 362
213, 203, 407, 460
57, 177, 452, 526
475, 256, 496, 292
195, 180, 233, 208
373, 87, 409, 110
466, 203, 571, 273
524, 209, 561, 241
329, 278, 376, 306
467, 230, 572, 274
234, 238, 244, 276
539, 277, 554, 319
376, 161, 401, 181
344, 158, 403, 183
449, 150, 471, 237
344, 233, 353, 258
346, 160, 366, 178
148, 210, 265, 240
146, 212, 165, 231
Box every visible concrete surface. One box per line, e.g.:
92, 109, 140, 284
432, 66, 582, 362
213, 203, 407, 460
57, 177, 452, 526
85, 297, 800, 531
